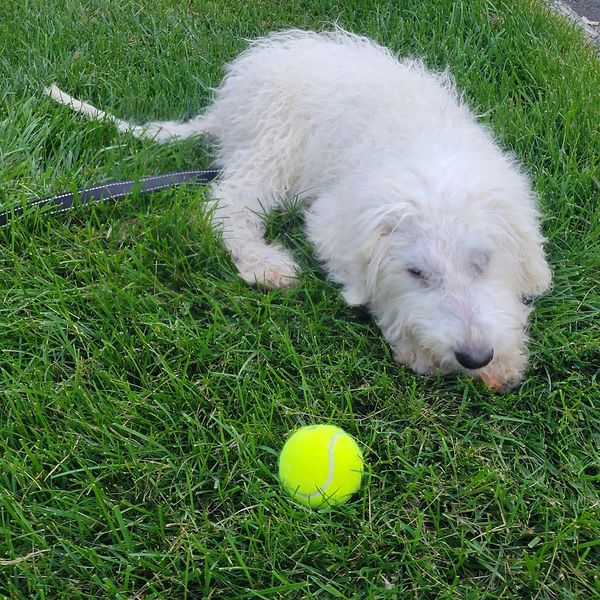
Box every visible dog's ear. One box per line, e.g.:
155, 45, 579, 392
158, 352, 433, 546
341, 205, 416, 306
499, 206, 552, 298
341, 283, 369, 306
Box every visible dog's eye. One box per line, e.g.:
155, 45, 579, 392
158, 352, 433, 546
521, 295, 534, 306
407, 267, 425, 279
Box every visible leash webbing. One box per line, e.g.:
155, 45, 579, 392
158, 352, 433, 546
0, 168, 220, 227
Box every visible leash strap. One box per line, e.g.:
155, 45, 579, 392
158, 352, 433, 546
0, 168, 220, 227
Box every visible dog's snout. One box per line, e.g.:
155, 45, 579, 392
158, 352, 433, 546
455, 347, 494, 370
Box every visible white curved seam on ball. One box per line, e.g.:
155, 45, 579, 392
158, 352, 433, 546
295, 432, 343, 500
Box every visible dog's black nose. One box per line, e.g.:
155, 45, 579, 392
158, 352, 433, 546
455, 347, 494, 370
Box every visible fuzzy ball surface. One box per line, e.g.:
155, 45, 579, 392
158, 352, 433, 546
278, 424, 363, 508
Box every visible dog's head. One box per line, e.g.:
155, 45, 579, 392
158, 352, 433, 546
343, 153, 551, 391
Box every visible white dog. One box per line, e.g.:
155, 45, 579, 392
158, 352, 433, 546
46, 29, 552, 391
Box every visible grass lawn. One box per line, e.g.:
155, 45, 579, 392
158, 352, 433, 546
1, 0, 599, 597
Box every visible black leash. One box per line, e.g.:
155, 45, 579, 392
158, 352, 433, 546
0, 168, 220, 227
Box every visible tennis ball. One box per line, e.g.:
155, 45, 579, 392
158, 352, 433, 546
278, 424, 363, 508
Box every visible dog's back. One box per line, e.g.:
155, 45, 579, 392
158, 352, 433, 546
204, 29, 474, 197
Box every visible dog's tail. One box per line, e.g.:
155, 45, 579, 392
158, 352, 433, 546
45, 84, 209, 144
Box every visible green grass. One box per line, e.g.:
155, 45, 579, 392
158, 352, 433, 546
1, 0, 599, 597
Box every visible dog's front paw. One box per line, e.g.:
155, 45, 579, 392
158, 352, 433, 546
392, 342, 437, 375
235, 244, 299, 289
479, 353, 527, 393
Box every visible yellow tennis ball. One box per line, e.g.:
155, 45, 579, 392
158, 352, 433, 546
278, 424, 364, 508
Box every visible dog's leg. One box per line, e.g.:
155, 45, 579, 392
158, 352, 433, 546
45, 85, 207, 143
209, 173, 299, 289
391, 335, 440, 375
46, 86, 299, 287
479, 352, 527, 393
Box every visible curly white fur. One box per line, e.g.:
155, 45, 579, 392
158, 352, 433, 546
46, 29, 552, 391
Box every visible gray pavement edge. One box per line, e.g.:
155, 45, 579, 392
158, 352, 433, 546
552, 0, 600, 51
